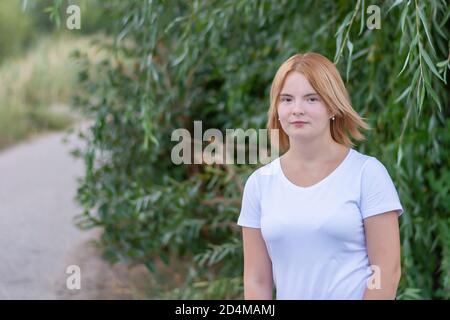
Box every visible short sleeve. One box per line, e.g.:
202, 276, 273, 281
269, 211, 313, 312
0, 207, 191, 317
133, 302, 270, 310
360, 157, 404, 219
237, 171, 262, 228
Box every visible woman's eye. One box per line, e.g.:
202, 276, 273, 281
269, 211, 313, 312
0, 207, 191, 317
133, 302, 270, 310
308, 97, 318, 102
281, 97, 292, 103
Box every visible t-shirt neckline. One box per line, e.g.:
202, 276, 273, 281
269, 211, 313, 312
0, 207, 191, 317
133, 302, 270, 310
277, 148, 354, 191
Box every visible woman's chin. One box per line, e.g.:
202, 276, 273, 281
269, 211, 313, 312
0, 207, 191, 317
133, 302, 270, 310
287, 127, 309, 135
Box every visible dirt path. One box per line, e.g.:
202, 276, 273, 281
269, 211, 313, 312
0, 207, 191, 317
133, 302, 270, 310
0, 122, 150, 299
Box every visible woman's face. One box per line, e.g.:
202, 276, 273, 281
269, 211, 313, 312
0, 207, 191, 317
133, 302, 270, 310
277, 71, 333, 142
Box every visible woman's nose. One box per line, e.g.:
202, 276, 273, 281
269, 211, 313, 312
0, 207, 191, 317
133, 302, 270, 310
292, 101, 305, 115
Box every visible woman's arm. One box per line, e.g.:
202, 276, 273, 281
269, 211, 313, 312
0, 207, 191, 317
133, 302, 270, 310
363, 211, 402, 300
242, 227, 273, 299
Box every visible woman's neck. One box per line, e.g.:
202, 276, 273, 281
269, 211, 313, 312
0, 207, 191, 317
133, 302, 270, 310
285, 139, 347, 168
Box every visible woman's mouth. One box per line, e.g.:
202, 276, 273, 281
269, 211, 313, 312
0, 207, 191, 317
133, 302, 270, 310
290, 121, 308, 125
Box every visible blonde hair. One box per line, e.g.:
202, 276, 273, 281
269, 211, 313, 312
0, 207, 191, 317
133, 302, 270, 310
267, 52, 371, 153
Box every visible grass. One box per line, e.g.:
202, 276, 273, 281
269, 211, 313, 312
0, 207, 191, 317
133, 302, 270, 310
0, 35, 99, 150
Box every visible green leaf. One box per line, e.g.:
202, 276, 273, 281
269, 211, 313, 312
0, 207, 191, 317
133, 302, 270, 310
335, 12, 353, 37
424, 81, 443, 113
419, 45, 445, 82
436, 60, 449, 68
397, 48, 411, 78
400, 3, 409, 34
417, 80, 425, 118
358, 0, 365, 36
417, 5, 435, 53
396, 145, 403, 166
395, 85, 411, 103
334, 31, 343, 62
387, 0, 404, 13
346, 39, 354, 81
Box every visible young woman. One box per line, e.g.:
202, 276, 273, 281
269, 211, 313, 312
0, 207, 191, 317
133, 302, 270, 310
237, 52, 404, 300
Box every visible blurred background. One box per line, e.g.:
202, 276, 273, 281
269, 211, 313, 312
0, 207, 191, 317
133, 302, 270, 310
0, 0, 448, 299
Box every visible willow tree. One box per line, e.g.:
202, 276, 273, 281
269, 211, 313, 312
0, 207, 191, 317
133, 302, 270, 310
51, 0, 449, 299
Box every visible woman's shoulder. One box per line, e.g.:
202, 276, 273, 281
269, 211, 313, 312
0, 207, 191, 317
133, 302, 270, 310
349, 148, 378, 170
350, 149, 394, 181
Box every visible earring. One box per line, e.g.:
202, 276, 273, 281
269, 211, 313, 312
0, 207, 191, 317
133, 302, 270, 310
331, 116, 335, 121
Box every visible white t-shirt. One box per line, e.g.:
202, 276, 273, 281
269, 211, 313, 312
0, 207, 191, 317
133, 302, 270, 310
237, 148, 404, 300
